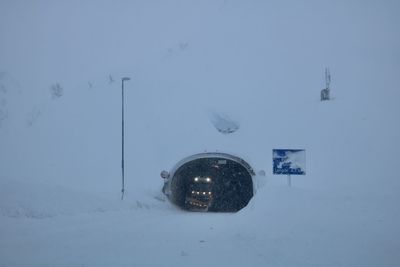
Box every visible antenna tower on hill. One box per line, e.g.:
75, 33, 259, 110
321, 68, 331, 101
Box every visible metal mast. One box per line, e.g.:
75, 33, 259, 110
325, 68, 331, 90
121, 77, 130, 200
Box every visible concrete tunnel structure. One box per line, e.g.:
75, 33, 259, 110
161, 152, 255, 212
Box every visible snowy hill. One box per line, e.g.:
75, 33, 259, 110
1, 1, 400, 266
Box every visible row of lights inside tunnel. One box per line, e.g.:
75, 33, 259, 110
192, 191, 212, 196
188, 201, 208, 208
192, 177, 212, 197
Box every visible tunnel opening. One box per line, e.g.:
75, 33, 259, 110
165, 153, 254, 212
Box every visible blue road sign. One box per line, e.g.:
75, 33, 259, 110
273, 149, 306, 175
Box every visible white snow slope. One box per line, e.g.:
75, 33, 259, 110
1, 1, 400, 266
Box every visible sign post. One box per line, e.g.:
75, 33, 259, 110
273, 149, 306, 187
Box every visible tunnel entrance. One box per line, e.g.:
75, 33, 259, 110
162, 153, 254, 212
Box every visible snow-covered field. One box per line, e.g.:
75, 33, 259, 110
1, 1, 399, 266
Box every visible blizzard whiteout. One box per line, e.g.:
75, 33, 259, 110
0, 1, 400, 266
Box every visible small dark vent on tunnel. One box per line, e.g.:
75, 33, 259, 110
162, 153, 254, 212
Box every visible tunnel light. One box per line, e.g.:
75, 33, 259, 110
208, 192, 212, 195
196, 192, 200, 195
203, 192, 206, 195
206, 177, 211, 183
194, 177, 199, 182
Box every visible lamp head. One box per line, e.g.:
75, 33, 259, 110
122, 77, 131, 82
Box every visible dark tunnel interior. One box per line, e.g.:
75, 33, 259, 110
169, 157, 253, 212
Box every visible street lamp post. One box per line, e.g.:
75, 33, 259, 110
121, 77, 130, 200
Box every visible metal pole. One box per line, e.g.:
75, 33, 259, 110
121, 79, 125, 199
287, 174, 291, 187
121, 77, 130, 200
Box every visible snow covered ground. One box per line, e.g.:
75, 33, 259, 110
1, 1, 400, 266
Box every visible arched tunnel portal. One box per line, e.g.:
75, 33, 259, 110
164, 153, 254, 212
